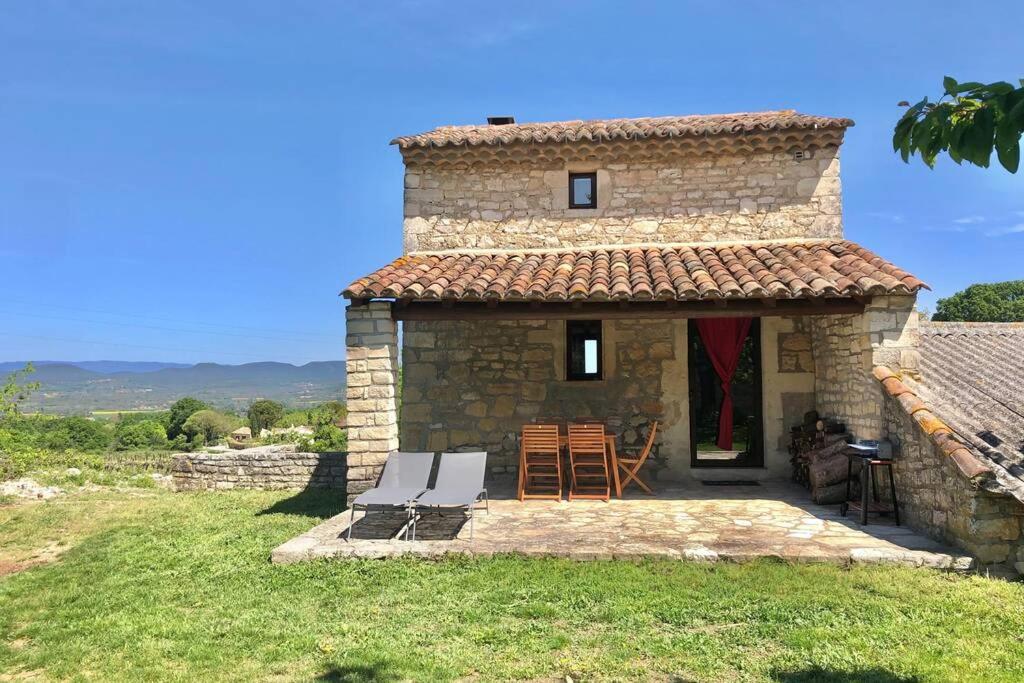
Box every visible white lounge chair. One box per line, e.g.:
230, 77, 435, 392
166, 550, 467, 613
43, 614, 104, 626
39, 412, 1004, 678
409, 451, 488, 541
347, 451, 434, 541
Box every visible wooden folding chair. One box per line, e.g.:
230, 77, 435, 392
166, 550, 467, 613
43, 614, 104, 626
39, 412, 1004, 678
618, 421, 657, 495
567, 423, 610, 501
518, 424, 562, 501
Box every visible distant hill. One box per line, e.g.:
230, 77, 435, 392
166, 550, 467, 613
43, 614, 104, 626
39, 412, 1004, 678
0, 360, 191, 374
3, 360, 346, 414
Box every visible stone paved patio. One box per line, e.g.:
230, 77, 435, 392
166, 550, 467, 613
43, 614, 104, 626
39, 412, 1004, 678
271, 481, 974, 570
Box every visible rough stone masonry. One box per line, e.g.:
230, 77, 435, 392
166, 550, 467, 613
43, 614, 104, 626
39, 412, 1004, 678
403, 147, 844, 252
172, 445, 347, 491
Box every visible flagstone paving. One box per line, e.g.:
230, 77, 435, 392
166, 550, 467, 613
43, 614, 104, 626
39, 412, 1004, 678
271, 482, 974, 571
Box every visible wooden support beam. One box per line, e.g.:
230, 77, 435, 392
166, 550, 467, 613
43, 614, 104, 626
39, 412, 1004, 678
390, 298, 865, 321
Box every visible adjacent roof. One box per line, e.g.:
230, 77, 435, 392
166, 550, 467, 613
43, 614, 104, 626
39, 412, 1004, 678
342, 240, 926, 302
873, 366, 992, 482
392, 111, 855, 150
913, 322, 1024, 503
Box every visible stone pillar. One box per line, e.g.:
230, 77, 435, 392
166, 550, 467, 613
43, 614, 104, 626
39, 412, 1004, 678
809, 295, 919, 440
345, 301, 400, 503
865, 295, 920, 374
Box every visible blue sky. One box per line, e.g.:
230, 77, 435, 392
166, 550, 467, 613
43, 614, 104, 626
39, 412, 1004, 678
2, 1, 1021, 365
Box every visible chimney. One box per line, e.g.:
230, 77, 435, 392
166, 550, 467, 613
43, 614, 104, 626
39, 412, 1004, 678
486, 116, 516, 126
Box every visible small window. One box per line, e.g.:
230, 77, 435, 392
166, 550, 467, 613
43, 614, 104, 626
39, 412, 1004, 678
566, 320, 602, 380
568, 172, 597, 209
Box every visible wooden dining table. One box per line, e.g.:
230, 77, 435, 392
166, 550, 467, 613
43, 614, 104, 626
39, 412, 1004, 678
558, 433, 622, 498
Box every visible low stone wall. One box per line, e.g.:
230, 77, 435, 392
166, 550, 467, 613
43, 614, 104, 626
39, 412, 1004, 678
172, 446, 347, 491
876, 374, 1024, 575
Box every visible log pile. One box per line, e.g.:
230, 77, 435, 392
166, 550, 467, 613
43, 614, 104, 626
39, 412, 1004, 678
789, 411, 859, 504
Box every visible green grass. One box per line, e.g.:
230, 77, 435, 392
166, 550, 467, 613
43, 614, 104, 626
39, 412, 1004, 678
1, 489, 1023, 682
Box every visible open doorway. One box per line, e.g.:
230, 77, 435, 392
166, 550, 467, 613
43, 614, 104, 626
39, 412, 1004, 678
688, 318, 763, 468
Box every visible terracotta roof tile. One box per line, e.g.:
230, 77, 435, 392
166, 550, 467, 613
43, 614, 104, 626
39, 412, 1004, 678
343, 240, 927, 303
393, 111, 854, 149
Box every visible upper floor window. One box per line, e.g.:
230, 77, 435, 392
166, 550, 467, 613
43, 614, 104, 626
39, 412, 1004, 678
566, 320, 602, 380
568, 172, 597, 209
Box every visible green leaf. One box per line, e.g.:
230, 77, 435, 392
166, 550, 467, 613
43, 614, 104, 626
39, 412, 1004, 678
965, 107, 995, 167
955, 81, 986, 93
943, 76, 959, 97
893, 115, 916, 156
1008, 97, 1024, 131
996, 141, 1020, 173
983, 81, 1016, 96
995, 116, 1021, 173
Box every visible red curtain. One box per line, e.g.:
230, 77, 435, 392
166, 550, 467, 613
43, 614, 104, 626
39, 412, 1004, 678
696, 318, 753, 450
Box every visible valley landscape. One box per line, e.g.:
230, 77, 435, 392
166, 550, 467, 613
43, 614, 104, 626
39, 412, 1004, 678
0, 360, 347, 414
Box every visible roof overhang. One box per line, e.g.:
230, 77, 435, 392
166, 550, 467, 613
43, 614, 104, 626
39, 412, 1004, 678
342, 240, 927, 314
387, 298, 866, 321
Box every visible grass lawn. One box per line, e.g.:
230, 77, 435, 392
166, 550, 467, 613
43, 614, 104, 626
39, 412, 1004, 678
1, 488, 1023, 682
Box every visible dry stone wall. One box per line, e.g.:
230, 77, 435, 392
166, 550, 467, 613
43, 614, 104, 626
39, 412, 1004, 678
403, 149, 842, 252
172, 446, 346, 491
400, 318, 679, 478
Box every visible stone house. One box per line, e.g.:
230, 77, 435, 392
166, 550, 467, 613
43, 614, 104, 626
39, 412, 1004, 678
341, 111, 1023, 574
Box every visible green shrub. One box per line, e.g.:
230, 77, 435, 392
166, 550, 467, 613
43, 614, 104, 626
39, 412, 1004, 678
40, 416, 113, 453
0, 447, 105, 480
182, 410, 238, 444
278, 409, 310, 428
297, 424, 347, 453
114, 419, 169, 451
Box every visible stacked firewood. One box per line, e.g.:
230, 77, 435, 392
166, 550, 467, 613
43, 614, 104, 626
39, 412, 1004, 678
789, 411, 859, 504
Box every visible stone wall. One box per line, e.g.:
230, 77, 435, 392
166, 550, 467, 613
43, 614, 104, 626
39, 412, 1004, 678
403, 149, 842, 252
345, 302, 400, 502
172, 446, 347, 491
400, 318, 685, 479
881, 391, 1024, 575
762, 316, 816, 469
809, 296, 918, 440
400, 315, 817, 481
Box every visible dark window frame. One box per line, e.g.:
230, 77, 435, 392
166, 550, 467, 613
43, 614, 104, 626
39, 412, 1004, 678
565, 320, 603, 381
568, 172, 597, 209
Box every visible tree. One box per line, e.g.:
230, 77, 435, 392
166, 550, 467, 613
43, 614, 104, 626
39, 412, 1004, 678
312, 400, 346, 425
167, 397, 209, 439
894, 76, 1024, 173
933, 280, 1024, 322
247, 399, 284, 436
1, 363, 41, 419
114, 419, 169, 450
182, 409, 238, 444
42, 416, 113, 452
